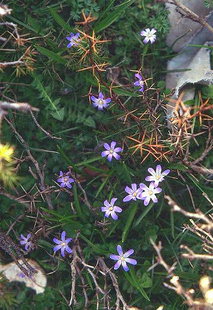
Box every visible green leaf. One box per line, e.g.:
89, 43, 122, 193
49, 8, 74, 32
35, 45, 67, 64
140, 273, 152, 288
94, 0, 134, 33
122, 203, 138, 242
50, 107, 65, 121
124, 270, 150, 301
133, 202, 155, 227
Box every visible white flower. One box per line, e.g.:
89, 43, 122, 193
139, 182, 162, 206
140, 28, 157, 44
145, 165, 170, 186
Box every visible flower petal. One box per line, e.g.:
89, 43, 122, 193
110, 141, 117, 149
53, 244, 62, 252
125, 258, 137, 265
53, 238, 61, 244
117, 245, 123, 256
121, 261, 129, 271
104, 143, 110, 150
110, 254, 120, 261
114, 260, 122, 270
111, 212, 118, 220
124, 249, 134, 257
61, 231, 66, 241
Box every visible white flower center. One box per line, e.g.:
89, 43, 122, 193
61, 242, 66, 247
63, 177, 69, 182
109, 149, 114, 154
148, 190, 153, 196
120, 256, 125, 261
109, 207, 113, 211
98, 99, 104, 105
139, 80, 144, 87
133, 191, 138, 197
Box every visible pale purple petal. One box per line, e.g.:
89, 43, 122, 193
123, 195, 133, 202
125, 258, 137, 265
156, 165, 162, 174
91, 96, 98, 102
134, 81, 140, 86
145, 176, 154, 182
114, 260, 122, 270
110, 254, 120, 261
140, 30, 146, 36
65, 246, 72, 254
113, 153, 120, 160
143, 37, 149, 44
154, 187, 162, 193
99, 92, 104, 99
104, 210, 111, 217
162, 169, 170, 176
131, 183, 137, 191
135, 73, 142, 80
124, 249, 134, 257
107, 154, 113, 162
114, 147, 122, 153
53, 238, 61, 244
66, 182, 72, 189
66, 238, 72, 243
117, 245, 123, 256
121, 261, 129, 271
61, 231, 66, 241
61, 247, 65, 257
148, 167, 155, 175
104, 200, 111, 207
143, 197, 150, 206
53, 244, 62, 252
111, 212, 118, 220
152, 196, 158, 203
125, 186, 133, 194
114, 206, 122, 213
139, 183, 148, 190
104, 98, 111, 103
110, 141, 117, 149
101, 150, 109, 157
110, 198, 117, 205
104, 143, 110, 150
20, 240, 27, 245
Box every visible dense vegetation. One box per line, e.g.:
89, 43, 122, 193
0, 1, 212, 309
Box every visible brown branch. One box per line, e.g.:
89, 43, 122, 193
165, 195, 213, 229
180, 245, 213, 261
0, 101, 39, 112
30, 110, 61, 140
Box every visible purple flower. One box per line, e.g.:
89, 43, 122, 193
53, 231, 72, 257
66, 32, 80, 48
110, 245, 137, 271
20, 234, 32, 251
145, 165, 170, 187
139, 182, 162, 206
134, 73, 144, 92
123, 183, 141, 202
57, 171, 74, 189
90, 92, 111, 110
140, 28, 157, 44
101, 141, 122, 162
101, 198, 122, 220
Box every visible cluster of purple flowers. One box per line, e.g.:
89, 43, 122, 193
101, 165, 170, 221
123, 165, 170, 206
